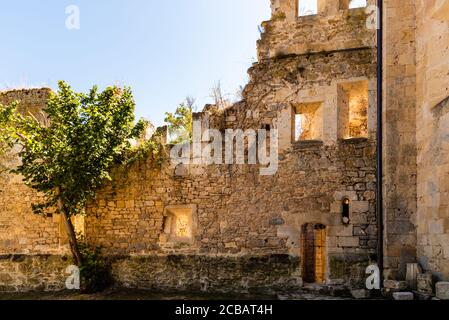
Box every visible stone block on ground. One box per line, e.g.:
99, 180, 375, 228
351, 289, 370, 299
406, 263, 422, 290
393, 292, 414, 300
417, 272, 433, 294
384, 280, 408, 291
436, 282, 449, 300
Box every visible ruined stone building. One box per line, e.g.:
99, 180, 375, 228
0, 0, 448, 294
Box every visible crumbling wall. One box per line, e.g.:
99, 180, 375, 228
85, 23, 377, 288
258, 0, 376, 61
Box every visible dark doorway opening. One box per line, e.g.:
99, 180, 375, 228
301, 223, 326, 283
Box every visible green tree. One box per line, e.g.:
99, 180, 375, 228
164, 97, 194, 144
0, 81, 145, 266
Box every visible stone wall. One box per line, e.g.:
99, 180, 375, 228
0, 1, 378, 292
1, 0, 448, 293
0, 255, 69, 292
415, 0, 449, 280
382, 0, 418, 280
258, 0, 376, 61
0, 89, 67, 256
111, 255, 301, 294
84, 7, 378, 288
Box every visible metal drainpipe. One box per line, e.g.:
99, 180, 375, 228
376, 0, 384, 287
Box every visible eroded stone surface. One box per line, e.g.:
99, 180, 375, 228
393, 292, 414, 301
436, 282, 449, 300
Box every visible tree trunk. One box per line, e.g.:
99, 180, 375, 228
56, 194, 83, 266
61, 209, 83, 266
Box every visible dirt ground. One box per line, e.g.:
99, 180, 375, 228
0, 288, 352, 300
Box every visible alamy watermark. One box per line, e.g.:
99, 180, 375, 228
365, 264, 381, 290
365, 5, 380, 30
170, 120, 279, 176
65, 265, 80, 290
65, 5, 80, 30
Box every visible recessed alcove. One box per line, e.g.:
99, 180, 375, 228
161, 205, 197, 244
337, 80, 369, 140
292, 102, 323, 142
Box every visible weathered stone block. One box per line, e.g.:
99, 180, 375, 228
384, 280, 408, 291
393, 292, 414, 300
436, 282, 449, 300
351, 289, 370, 299
406, 263, 422, 290
417, 272, 433, 294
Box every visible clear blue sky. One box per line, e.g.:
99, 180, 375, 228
0, 0, 271, 126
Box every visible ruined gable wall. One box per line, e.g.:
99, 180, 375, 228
258, 0, 377, 61
84, 2, 378, 289
415, 0, 449, 280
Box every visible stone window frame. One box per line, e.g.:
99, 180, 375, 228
294, 0, 369, 19
291, 101, 324, 142
161, 205, 198, 244
332, 192, 358, 225
337, 79, 370, 140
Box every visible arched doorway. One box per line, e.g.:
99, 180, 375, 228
301, 223, 326, 283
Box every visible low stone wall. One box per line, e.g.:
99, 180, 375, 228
111, 254, 302, 294
328, 253, 373, 288
0, 253, 376, 293
0, 255, 70, 292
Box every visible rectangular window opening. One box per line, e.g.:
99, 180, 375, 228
337, 80, 369, 140
161, 206, 196, 244
293, 102, 323, 141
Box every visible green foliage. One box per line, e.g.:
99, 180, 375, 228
164, 101, 193, 144
0, 101, 19, 155
77, 236, 113, 293
0, 81, 145, 217
0, 102, 17, 175
121, 130, 168, 169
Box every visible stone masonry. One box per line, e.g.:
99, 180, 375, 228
0, 0, 448, 294
82, 0, 378, 291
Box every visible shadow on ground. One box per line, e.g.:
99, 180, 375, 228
0, 288, 355, 300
